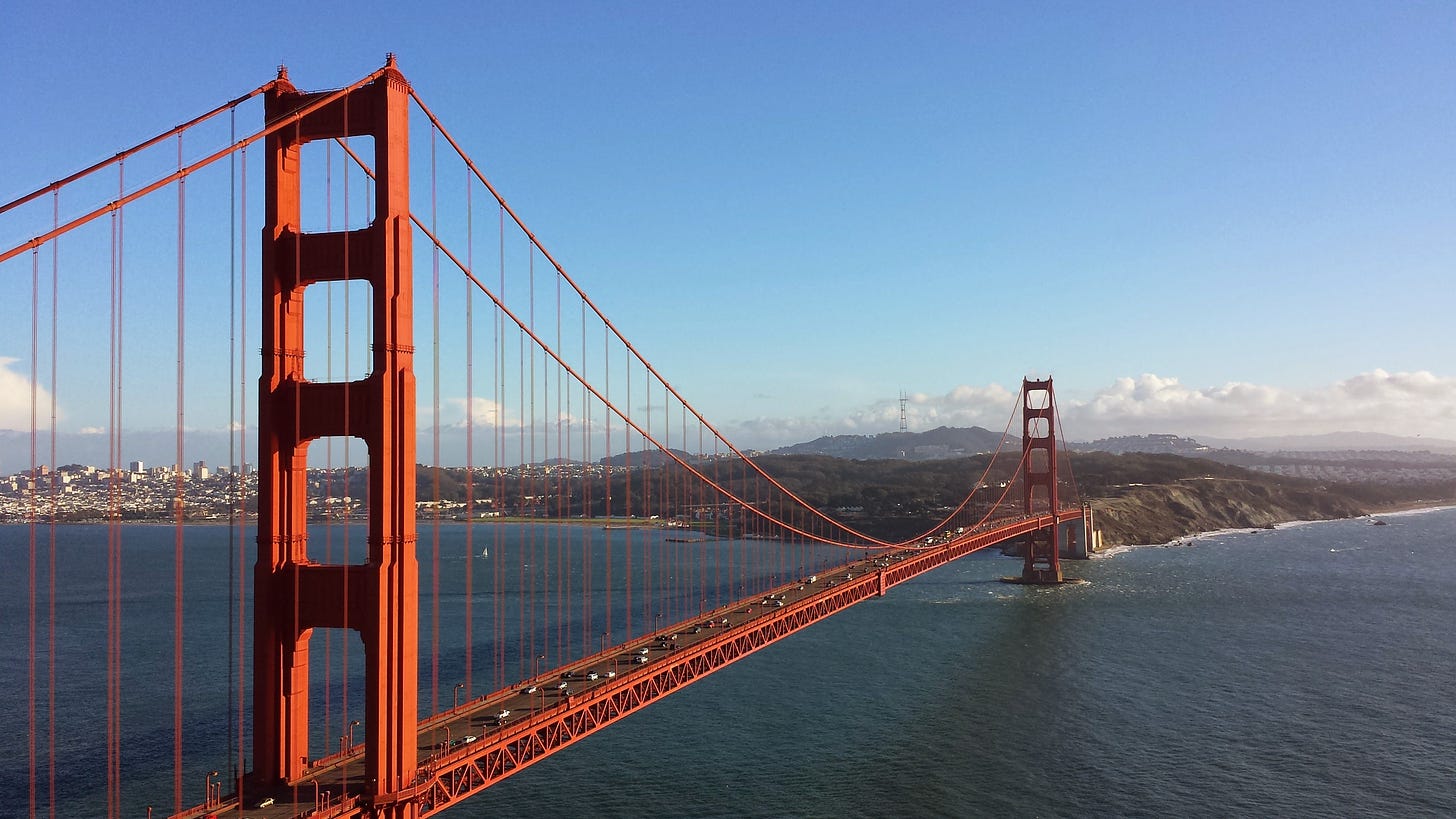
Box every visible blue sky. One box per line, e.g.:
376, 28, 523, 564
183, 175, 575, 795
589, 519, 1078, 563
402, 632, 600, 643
2, 1, 1454, 462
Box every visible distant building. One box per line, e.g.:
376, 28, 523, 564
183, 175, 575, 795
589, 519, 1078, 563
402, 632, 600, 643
129, 460, 145, 473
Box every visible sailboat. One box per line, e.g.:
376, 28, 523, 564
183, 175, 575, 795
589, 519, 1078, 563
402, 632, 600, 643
478, 546, 489, 558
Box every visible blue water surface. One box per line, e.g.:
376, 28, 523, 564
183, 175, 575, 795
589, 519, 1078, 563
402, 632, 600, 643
2, 508, 1453, 817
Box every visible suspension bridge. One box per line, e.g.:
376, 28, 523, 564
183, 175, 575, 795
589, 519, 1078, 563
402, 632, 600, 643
1, 58, 1092, 818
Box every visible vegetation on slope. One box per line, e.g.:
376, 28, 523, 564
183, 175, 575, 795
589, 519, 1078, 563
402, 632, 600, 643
752, 452, 1453, 547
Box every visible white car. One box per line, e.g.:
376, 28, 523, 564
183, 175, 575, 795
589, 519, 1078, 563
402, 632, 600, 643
586, 671, 599, 681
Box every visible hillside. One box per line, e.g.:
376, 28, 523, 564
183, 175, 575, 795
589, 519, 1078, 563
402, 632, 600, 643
752, 451, 1453, 547
1090, 477, 1367, 546
770, 426, 1007, 460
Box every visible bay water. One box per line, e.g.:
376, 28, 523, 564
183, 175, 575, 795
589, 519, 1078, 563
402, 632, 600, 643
2, 507, 1453, 817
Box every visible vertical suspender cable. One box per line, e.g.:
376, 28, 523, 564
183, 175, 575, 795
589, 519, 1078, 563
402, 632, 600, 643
28, 247, 39, 819
48, 191, 60, 819
107, 159, 125, 819
464, 168, 474, 698
528, 244, 539, 669
235, 146, 249, 795
557, 261, 567, 661
172, 132, 186, 815
226, 106, 237, 802
430, 121, 441, 719
495, 203, 505, 691
573, 295, 585, 652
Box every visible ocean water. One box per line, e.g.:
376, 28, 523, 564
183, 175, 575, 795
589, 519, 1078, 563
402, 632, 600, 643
2, 508, 1454, 817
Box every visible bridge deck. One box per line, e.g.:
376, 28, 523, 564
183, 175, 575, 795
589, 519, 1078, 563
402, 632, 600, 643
184, 511, 1078, 819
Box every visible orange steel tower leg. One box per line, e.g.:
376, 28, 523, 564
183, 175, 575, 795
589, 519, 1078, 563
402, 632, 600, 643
255, 57, 419, 815
1020, 378, 1062, 583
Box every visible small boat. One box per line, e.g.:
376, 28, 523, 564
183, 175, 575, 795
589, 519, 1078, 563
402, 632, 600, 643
478, 546, 489, 558
1371, 519, 1388, 526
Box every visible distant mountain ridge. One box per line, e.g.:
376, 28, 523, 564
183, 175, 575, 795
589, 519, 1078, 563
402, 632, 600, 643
769, 427, 1456, 460
1070, 434, 1211, 456
769, 426, 1008, 460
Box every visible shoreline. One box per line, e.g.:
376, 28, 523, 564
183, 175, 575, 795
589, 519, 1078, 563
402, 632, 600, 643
1092, 502, 1456, 558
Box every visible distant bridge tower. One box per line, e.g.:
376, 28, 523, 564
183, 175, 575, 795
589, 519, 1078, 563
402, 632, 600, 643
1018, 377, 1062, 583
254, 57, 420, 815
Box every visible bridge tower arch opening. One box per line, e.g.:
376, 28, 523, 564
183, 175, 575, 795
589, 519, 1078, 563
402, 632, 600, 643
254, 56, 419, 815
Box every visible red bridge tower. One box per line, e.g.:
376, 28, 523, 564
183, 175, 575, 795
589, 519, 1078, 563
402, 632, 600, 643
1018, 377, 1063, 583
254, 57, 420, 815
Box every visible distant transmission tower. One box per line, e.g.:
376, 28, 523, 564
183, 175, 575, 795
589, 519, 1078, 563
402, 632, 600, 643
899, 390, 908, 432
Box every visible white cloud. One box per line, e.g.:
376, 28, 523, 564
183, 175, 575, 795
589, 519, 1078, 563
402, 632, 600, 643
0, 357, 55, 431
716, 371, 1456, 450
444, 396, 511, 428
1063, 370, 1456, 441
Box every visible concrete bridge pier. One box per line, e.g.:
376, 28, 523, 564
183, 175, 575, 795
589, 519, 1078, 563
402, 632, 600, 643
1057, 505, 1101, 559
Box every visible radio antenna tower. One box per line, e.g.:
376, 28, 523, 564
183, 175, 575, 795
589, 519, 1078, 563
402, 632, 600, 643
899, 390, 908, 432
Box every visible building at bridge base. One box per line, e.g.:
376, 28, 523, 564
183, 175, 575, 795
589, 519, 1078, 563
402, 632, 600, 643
253, 57, 420, 816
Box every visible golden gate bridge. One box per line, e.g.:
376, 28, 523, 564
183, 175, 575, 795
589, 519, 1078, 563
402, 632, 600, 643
1, 58, 1091, 818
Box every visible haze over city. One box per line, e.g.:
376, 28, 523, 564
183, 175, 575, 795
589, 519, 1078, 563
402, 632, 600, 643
3, 2, 1453, 463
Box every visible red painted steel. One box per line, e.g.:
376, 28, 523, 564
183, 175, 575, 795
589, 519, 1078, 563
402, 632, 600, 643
255, 57, 419, 816
1020, 379, 1062, 583
186, 512, 1077, 819
91, 61, 1095, 819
